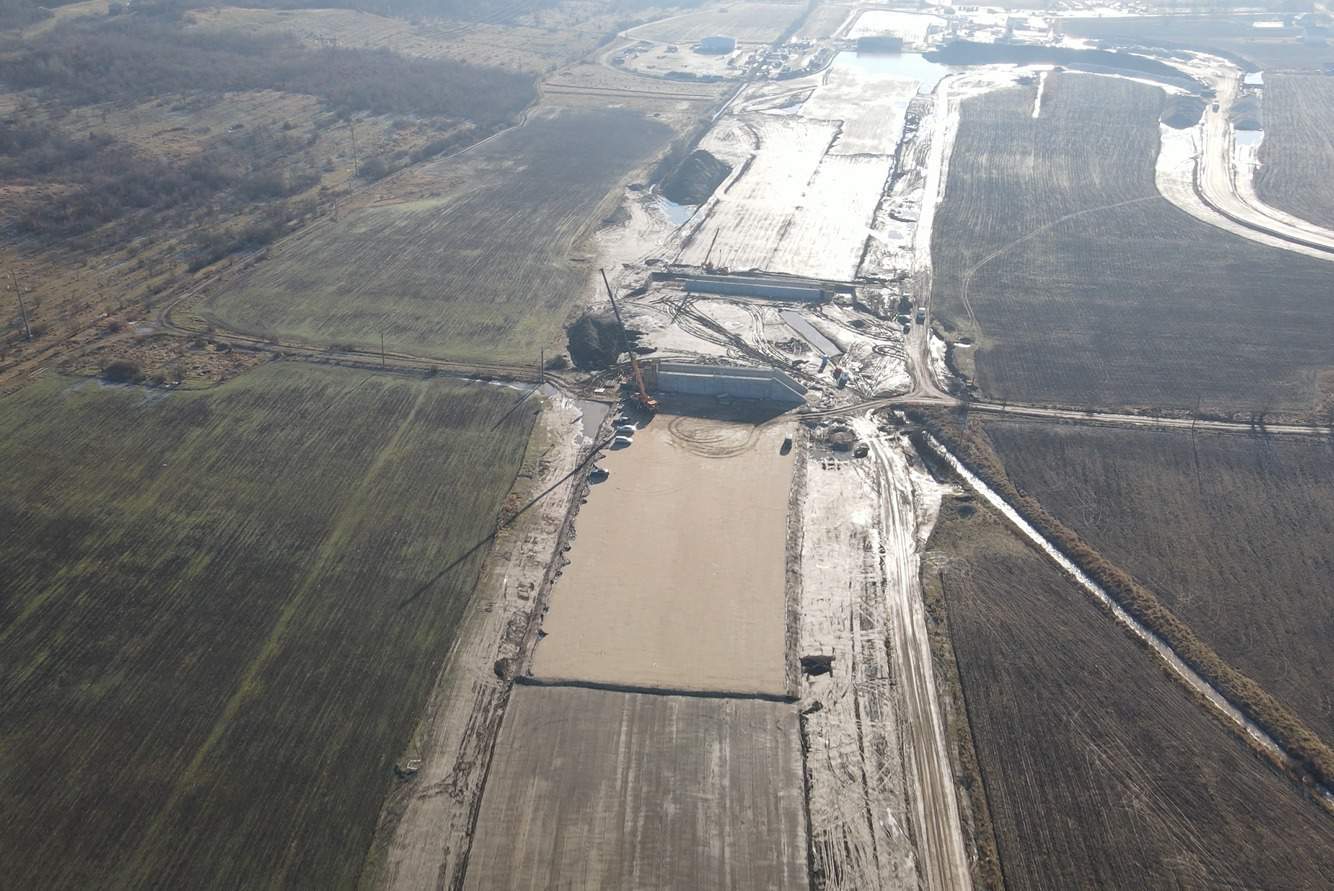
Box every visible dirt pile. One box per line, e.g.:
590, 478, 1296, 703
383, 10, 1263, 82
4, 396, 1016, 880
1161, 94, 1205, 129
660, 149, 732, 205
1232, 94, 1263, 130
567, 311, 642, 370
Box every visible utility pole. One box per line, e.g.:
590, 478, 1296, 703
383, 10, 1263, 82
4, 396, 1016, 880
11, 270, 31, 341
380, 330, 386, 368
539, 348, 545, 384
348, 119, 360, 178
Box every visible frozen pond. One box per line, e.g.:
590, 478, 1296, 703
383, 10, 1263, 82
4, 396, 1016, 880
655, 195, 696, 226
841, 51, 952, 93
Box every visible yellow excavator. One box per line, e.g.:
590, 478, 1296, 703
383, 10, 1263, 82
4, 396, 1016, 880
600, 268, 658, 413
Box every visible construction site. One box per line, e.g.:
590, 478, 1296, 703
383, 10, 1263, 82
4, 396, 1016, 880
377, 3, 1334, 887
6, 1, 1334, 890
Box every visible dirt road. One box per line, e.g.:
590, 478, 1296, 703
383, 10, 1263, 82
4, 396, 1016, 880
798, 446, 920, 890
1196, 76, 1334, 258
855, 418, 973, 891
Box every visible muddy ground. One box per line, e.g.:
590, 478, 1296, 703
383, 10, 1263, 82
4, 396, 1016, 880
463, 684, 808, 891
532, 409, 795, 696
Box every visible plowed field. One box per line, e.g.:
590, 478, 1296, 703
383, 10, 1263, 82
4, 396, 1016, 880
930, 72, 1334, 415
1257, 74, 1334, 232
924, 496, 1334, 890
982, 418, 1334, 742
0, 364, 534, 889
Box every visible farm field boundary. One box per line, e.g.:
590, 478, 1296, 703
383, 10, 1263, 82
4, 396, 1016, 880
921, 490, 1334, 889
907, 407, 1334, 798
982, 419, 1334, 744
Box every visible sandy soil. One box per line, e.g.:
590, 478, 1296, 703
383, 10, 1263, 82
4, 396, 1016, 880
798, 442, 920, 890
856, 420, 972, 891
464, 684, 808, 891
532, 412, 795, 696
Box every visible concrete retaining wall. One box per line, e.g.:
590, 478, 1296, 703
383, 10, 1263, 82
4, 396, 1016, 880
650, 362, 807, 405
685, 276, 826, 303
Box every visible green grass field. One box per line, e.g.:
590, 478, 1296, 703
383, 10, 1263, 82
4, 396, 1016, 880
930, 73, 1334, 416
202, 106, 674, 365
0, 363, 536, 889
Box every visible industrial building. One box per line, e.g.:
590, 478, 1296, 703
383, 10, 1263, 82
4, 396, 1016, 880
685, 275, 826, 303
645, 361, 807, 406
697, 35, 738, 54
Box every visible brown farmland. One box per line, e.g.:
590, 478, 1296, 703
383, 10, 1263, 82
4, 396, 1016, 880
464, 684, 808, 890
1257, 74, 1334, 232
0, 364, 535, 889
924, 496, 1334, 890
1065, 14, 1334, 72
930, 73, 1334, 415
532, 413, 794, 695
982, 418, 1334, 742
201, 106, 674, 364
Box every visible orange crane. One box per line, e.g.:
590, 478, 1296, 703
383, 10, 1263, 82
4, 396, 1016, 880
600, 268, 658, 413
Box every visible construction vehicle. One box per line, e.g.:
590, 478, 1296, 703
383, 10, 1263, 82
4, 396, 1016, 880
600, 268, 658, 413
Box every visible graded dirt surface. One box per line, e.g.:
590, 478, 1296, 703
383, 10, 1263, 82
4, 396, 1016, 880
531, 411, 794, 696
982, 418, 1334, 742
674, 52, 934, 280
1257, 74, 1334, 233
201, 106, 675, 364
463, 684, 808, 891
930, 72, 1334, 415
924, 495, 1334, 890
0, 363, 536, 890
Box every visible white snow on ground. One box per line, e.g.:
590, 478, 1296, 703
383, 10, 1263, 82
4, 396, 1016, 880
928, 331, 954, 390
1032, 69, 1048, 118
802, 56, 927, 155
679, 114, 843, 274
845, 9, 945, 46
676, 52, 958, 281
1155, 121, 1334, 262
624, 299, 734, 359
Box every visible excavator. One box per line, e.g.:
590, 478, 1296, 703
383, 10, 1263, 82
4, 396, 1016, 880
599, 268, 658, 413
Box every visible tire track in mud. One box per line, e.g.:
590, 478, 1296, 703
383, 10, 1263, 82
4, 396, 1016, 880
857, 418, 974, 891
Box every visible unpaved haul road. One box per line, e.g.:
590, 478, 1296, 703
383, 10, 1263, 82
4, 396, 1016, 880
856, 417, 972, 891
1195, 75, 1334, 258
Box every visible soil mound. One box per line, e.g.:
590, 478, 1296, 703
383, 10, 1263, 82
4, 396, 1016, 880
1161, 94, 1204, 129
1231, 94, 1263, 130
660, 149, 732, 206
567, 311, 644, 370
